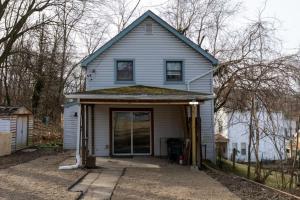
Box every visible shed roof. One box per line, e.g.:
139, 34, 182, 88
81, 10, 218, 67
0, 106, 32, 116
67, 85, 214, 102
215, 134, 228, 143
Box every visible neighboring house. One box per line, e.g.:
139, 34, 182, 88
0, 106, 33, 155
215, 109, 296, 162
63, 10, 218, 166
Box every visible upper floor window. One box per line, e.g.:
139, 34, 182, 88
165, 60, 183, 82
115, 60, 134, 82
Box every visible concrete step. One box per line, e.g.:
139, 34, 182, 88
70, 172, 100, 194
82, 169, 123, 200
70, 168, 124, 200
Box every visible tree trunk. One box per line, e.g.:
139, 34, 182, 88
247, 95, 255, 178
290, 117, 300, 189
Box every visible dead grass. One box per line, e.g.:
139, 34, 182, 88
0, 151, 85, 200
210, 159, 294, 189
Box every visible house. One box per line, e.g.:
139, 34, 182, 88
63, 10, 218, 167
215, 109, 297, 162
0, 106, 33, 156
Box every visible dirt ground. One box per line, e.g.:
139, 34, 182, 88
107, 157, 239, 200
206, 169, 299, 200
0, 151, 86, 200
0, 148, 61, 169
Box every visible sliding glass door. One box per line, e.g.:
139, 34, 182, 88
113, 112, 132, 154
133, 112, 151, 154
112, 110, 151, 155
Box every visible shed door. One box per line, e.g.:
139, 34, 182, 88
16, 116, 28, 146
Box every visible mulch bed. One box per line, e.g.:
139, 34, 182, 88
0, 147, 61, 169
206, 169, 299, 200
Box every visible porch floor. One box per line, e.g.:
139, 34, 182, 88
73, 157, 240, 200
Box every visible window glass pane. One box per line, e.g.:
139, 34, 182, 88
117, 61, 133, 81
166, 61, 182, 81
113, 112, 131, 154
167, 62, 181, 71
241, 143, 246, 155
133, 112, 151, 154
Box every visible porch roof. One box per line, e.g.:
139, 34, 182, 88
67, 85, 214, 103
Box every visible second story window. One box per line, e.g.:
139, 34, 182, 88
116, 60, 134, 82
165, 61, 183, 82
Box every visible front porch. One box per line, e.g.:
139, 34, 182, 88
67, 85, 214, 168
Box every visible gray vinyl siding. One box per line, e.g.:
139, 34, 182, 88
63, 104, 79, 149
65, 17, 215, 160
94, 105, 110, 156
86, 18, 212, 93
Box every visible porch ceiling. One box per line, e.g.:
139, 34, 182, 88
66, 85, 214, 104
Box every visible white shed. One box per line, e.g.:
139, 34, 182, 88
0, 106, 33, 155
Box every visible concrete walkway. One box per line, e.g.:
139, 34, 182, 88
69, 157, 240, 200
70, 169, 123, 200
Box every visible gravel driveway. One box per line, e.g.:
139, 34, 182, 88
0, 152, 85, 200
94, 157, 240, 200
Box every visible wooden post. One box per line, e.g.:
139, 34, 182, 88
91, 104, 95, 155
81, 105, 86, 166
191, 104, 197, 167
85, 105, 89, 159
197, 105, 202, 169
233, 148, 237, 169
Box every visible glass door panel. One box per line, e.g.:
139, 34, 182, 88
113, 112, 132, 154
133, 112, 151, 154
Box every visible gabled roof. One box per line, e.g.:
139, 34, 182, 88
81, 10, 218, 67
215, 134, 228, 143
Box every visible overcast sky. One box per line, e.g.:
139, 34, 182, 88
141, 0, 300, 54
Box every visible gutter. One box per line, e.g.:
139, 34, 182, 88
59, 100, 81, 170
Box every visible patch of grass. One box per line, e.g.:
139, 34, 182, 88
207, 159, 292, 189
35, 142, 63, 149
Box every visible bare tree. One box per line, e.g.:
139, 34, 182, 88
0, 0, 57, 69
103, 0, 141, 33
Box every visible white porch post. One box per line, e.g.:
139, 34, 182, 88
190, 100, 199, 168
76, 101, 82, 165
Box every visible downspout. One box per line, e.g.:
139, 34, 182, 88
186, 64, 221, 91
59, 101, 81, 170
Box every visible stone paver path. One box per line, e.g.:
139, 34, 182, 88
70, 168, 123, 200
83, 169, 123, 200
